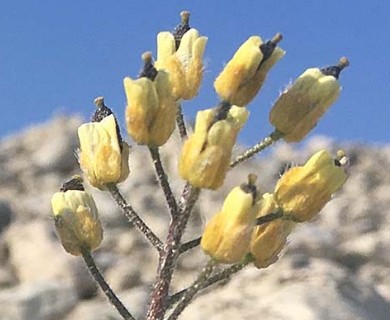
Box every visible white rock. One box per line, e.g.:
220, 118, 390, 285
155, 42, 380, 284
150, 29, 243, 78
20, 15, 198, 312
5, 221, 74, 283
0, 281, 77, 320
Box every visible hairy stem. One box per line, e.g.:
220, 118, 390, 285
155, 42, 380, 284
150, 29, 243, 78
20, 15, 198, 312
230, 130, 284, 168
146, 184, 201, 320
149, 146, 179, 219
168, 256, 252, 308
81, 250, 135, 320
167, 260, 216, 320
176, 102, 188, 140
107, 184, 163, 252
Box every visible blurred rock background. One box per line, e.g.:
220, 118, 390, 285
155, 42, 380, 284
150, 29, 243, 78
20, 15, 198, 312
0, 116, 389, 320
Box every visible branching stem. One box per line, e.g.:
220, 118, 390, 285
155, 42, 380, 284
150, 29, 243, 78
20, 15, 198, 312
107, 184, 164, 252
167, 259, 216, 320
167, 256, 252, 309
149, 146, 179, 218
230, 130, 284, 168
179, 237, 201, 254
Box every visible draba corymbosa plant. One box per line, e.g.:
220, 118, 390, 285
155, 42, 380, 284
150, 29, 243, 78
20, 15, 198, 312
50, 11, 350, 320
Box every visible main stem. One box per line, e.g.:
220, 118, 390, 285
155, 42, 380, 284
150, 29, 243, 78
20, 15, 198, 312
81, 250, 135, 320
146, 184, 200, 320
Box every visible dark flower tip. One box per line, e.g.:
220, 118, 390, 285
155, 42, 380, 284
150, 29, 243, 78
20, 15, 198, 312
60, 175, 85, 192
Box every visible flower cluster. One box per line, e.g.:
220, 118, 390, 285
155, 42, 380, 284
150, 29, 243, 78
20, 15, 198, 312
202, 150, 349, 267
49, 11, 350, 320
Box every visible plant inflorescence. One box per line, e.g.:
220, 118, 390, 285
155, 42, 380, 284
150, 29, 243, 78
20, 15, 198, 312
50, 11, 349, 320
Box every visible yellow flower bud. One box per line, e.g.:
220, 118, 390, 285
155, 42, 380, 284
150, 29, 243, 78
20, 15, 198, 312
51, 176, 103, 256
124, 53, 177, 146
249, 193, 294, 268
269, 57, 349, 142
155, 12, 207, 100
214, 34, 284, 106
274, 150, 348, 222
78, 99, 130, 190
179, 104, 249, 190
201, 175, 260, 263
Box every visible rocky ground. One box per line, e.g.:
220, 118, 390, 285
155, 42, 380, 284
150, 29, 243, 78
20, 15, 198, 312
0, 116, 389, 320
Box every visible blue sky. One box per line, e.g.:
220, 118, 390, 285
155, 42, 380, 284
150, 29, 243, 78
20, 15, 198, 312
1, 1, 389, 145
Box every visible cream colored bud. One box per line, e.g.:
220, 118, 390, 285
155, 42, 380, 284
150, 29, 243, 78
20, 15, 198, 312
156, 29, 207, 100
124, 54, 177, 146
201, 176, 260, 263
51, 177, 103, 256
214, 34, 284, 106
274, 150, 348, 222
270, 58, 349, 142
250, 193, 294, 268
179, 105, 249, 189
78, 114, 130, 189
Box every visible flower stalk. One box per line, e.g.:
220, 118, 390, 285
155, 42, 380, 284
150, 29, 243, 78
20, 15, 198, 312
176, 103, 188, 140
167, 255, 253, 309
230, 129, 284, 168
149, 146, 179, 218
81, 249, 135, 320
107, 184, 164, 252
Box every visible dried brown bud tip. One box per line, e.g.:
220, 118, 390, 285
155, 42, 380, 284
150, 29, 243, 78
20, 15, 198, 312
139, 52, 158, 81
94, 96, 105, 108
180, 11, 190, 24
320, 57, 349, 79
60, 175, 84, 192
173, 11, 191, 49
91, 97, 123, 148
240, 174, 258, 203
91, 96, 114, 123
259, 33, 283, 65
213, 101, 232, 123
334, 149, 349, 167
338, 57, 350, 70
271, 33, 283, 45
